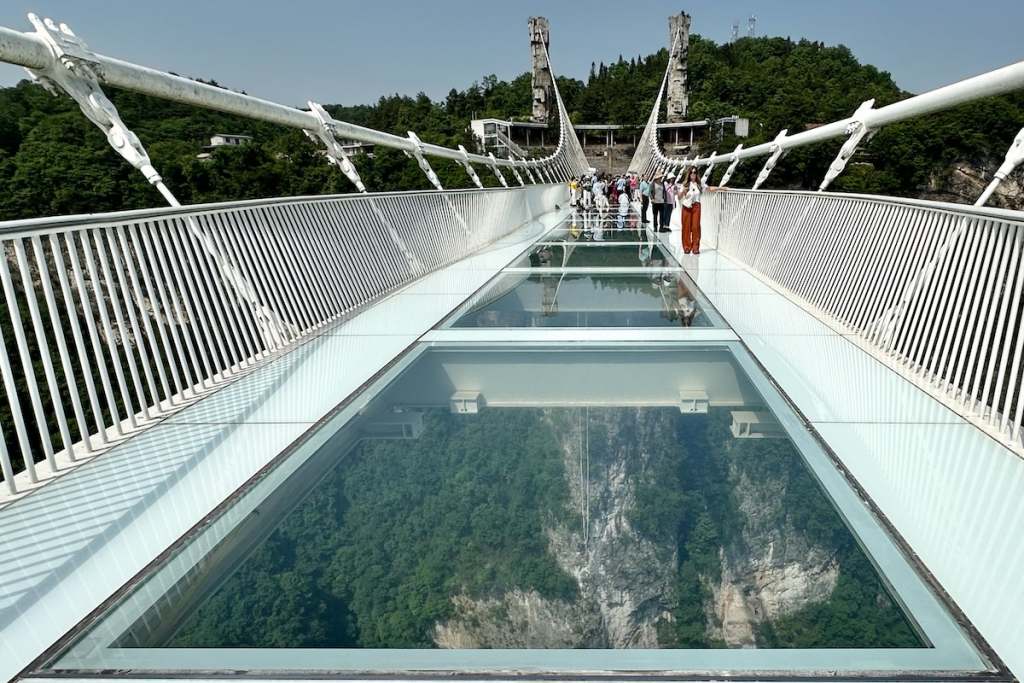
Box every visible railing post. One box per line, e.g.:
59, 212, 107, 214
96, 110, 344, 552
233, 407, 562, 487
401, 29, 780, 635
458, 145, 484, 189
487, 152, 509, 187
406, 131, 444, 191
820, 99, 875, 191
306, 101, 367, 192
752, 130, 788, 190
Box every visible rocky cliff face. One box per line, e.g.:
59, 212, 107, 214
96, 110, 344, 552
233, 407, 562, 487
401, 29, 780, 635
434, 408, 842, 649
705, 464, 838, 647
924, 162, 1024, 210
435, 408, 676, 648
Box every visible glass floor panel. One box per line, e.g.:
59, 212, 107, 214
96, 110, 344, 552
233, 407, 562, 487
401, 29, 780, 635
445, 272, 722, 328
44, 343, 989, 676
512, 243, 679, 269
542, 223, 656, 243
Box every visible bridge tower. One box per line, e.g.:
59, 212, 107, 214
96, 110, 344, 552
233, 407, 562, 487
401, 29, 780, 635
529, 16, 552, 123
667, 11, 692, 123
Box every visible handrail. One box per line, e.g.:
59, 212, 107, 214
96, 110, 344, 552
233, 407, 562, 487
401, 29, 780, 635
704, 188, 1024, 455
0, 185, 555, 236
0, 184, 566, 500
709, 188, 1024, 224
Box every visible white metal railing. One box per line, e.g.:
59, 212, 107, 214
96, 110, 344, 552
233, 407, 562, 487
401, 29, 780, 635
705, 189, 1024, 453
0, 184, 564, 499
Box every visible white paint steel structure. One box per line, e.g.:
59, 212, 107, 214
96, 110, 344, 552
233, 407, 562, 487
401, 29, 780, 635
703, 189, 1024, 456
0, 15, 589, 194
628, 30, 1024, 197
0, 184, 565, 500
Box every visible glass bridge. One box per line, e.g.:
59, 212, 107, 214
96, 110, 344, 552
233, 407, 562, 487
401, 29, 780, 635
0, 8, 1023, 683
1, 209, 1017, 681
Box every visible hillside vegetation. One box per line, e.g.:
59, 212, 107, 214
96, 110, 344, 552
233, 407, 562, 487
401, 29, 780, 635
0, 34, 1021, 219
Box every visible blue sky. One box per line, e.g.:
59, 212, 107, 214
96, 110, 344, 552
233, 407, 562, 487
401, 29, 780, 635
1, 0, 1022, 108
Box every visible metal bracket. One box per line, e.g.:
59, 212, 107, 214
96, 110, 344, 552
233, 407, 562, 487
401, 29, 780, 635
406, 131, 443, 191
305, 101, 367, 192
701, 152, 718, 185
23, 17, 297, 348
457, 145, 483, 189
488, 153, 509, 187
24, 14, 162, 187
820, 99, 876, 191
976, 127, 1024, 206
719, 144, 744, 187
753, 130, 789, 190
995, 127, 1024, 181
521, 160, 537, 184
507, 158, 526, 186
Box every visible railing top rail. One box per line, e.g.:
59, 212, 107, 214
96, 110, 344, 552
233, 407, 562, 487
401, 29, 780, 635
714, 188, 1024, 224
0, 183, 558, 235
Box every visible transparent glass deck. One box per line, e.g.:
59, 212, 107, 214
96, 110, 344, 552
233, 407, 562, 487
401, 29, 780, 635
44, 342, 990, 677
445, 272, 722, 329
511, 243, 680, 269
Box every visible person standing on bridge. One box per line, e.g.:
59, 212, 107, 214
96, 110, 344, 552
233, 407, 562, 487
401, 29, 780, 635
593, 176, 608, 212
617, 186, 630, 228
651, 173, 666, 231
679, 167, 703, 253
663, 173, 677, 233
639, 176, 652, 225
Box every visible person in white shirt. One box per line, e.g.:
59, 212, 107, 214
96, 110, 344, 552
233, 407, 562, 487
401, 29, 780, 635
593, 178, 608, 212
678, 167, 704, 254
616, 188, 629, 228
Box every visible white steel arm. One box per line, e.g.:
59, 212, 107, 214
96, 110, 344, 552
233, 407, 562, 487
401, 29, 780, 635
628, 28, 1024, 194
0, 15, 584, 179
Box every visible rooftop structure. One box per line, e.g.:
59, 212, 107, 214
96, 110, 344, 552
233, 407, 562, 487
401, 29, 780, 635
0, 9, 1022, 683
208, 133, 252, 147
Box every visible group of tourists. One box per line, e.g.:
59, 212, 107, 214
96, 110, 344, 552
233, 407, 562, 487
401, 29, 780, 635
567, 167, 708, 254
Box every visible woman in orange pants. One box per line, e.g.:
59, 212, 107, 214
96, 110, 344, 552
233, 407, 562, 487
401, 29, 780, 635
679, 168, 703, 254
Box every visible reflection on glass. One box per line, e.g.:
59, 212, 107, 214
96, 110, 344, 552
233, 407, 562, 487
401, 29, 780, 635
104, 348, 920, 651
450, 273, 717, 328
549, 210, 653, 243
516, 244, 679, 269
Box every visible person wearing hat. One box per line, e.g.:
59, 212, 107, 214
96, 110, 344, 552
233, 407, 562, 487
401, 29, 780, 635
651, 172, 666, 231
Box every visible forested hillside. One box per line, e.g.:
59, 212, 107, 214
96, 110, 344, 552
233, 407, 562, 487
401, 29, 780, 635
0, 33, 1021, 220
